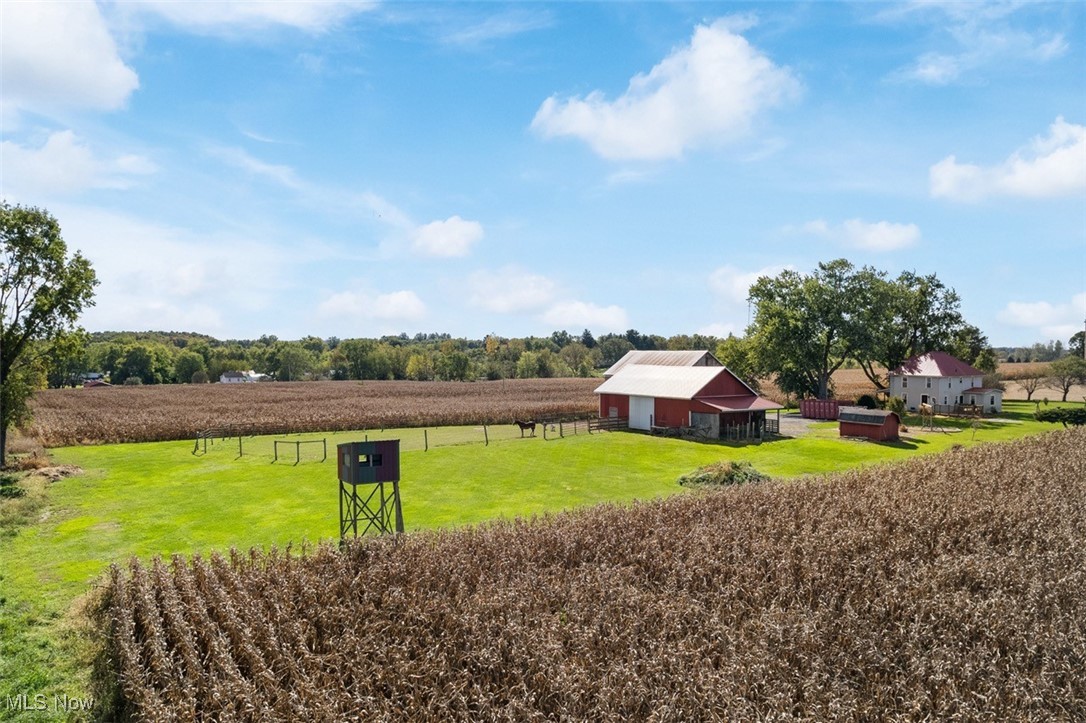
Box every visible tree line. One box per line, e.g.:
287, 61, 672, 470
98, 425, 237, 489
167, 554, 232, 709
47, 328, 727, 386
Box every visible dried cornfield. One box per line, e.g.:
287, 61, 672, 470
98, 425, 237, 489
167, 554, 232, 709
759, 367, 880, 406
99, 428, 1086, 721
28, 379, 599, 446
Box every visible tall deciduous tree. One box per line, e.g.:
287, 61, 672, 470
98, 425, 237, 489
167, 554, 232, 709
853, 271, 971, 389
1045, 355, 1086, 402
1, 203, 97, 467
748, 259, 873, 399
1070, 331, 1085, 359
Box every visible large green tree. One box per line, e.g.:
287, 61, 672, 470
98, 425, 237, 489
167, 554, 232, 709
748, 259, 876, 399
749, 260, 982, 397
1, 203, 97, 467
852, 271, 973, 389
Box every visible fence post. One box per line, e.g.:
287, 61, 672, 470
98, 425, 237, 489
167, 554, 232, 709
424, 429, 428, 451
238, 435, 242, 458
322, 438, 327, 462
484, 425, 489, 446
295, 441, 301, 466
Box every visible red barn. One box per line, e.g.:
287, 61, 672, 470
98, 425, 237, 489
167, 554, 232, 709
838, 407, 901, 442
594, 361, 782, 440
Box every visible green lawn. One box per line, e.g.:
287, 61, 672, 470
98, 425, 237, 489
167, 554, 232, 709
0, 401, 1075, 719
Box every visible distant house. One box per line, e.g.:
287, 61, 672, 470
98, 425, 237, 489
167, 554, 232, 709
594, 355, 782, 439
839, 407, 901, 442
888, 351, 1002, 414
603, 350, 722, 378
219, 371, 249, 384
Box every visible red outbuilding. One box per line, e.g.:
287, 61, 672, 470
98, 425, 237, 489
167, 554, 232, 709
838, 407, 901, 442
594, 352, 783, 440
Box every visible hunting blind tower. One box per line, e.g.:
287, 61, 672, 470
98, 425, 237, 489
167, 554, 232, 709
337, 440, 404, 543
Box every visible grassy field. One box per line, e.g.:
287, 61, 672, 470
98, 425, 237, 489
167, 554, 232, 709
0, 401, 1077, 719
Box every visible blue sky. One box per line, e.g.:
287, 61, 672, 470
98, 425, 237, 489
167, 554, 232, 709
2, 1, 1084, 346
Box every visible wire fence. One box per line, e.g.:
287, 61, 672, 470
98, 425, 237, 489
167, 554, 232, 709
190, 418, 614, 463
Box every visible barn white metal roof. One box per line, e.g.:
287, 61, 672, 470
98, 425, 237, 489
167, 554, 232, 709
603, 350, 721, 378
594, 365, 725, 400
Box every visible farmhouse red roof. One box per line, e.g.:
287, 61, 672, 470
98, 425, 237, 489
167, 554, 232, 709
891, 351, 984, 378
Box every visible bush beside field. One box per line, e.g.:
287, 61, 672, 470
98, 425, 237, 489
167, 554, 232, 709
100, 428, 1086, 721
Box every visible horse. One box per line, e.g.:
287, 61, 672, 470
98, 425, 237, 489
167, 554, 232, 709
514, 420, 537, 437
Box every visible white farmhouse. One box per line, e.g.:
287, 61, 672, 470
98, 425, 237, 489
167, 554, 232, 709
219, 370, 249, 383
887, 351, 1002, 414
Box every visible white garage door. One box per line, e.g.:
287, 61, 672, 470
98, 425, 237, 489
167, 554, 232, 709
629, 396, 654, 431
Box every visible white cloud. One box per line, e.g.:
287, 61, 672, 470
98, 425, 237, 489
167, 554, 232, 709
930, 117, 1086, 201
317, 289, 426, 322
0, 131, 156, 199
54, 206, 288, 336
531, 18, 800, 160
802, 218, 921, 251
540, 301, 628, 333
412, 216, 484, 257
696, 322, 739, 338
884, 3, 1068, 86
442, 9, 553, 46
466, 267, 557, 313
0, 1, 138, 122
117, 1, 376, 34
204, 145, 304, 189
708, 264, 791, 304
997, 292, 1086, 341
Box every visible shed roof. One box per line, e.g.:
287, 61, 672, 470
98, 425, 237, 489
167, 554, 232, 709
697, 395, 784, 412
603, 350, 721, 378
594, 365, 725, 400
890, 351, 983, 378
838, 407, 900, 426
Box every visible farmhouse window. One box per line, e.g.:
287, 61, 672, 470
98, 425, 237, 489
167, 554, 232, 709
902, 377, 908, 388
943, 397, 947, 404
990, 396, 995, 406
926, 378, 931, 388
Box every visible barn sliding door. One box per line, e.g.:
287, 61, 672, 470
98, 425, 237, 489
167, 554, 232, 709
629, 396, 654, 431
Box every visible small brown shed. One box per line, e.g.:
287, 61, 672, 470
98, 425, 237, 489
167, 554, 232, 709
838, 407, 901, 442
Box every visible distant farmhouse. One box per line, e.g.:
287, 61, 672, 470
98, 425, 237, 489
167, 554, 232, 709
888, 351, 1002, 414
595, 350, 782, 439
219, 370, 270, 384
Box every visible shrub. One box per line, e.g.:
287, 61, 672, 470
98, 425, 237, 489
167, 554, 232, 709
122, 377, 142, 386
678, 460, 769, 487
1035, 407, 1086, 426
856, 393, 878, 409
886, 397, 905, 416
